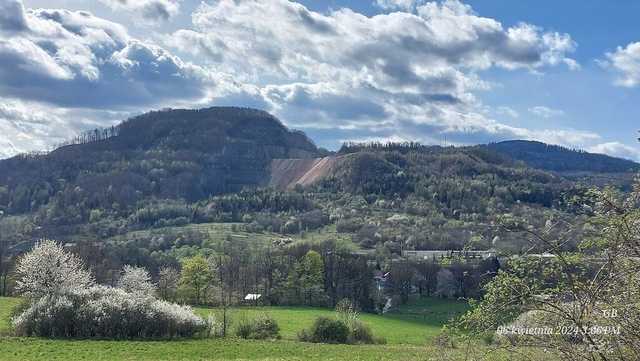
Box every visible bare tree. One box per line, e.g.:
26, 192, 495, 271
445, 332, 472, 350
158, 266, 180, 301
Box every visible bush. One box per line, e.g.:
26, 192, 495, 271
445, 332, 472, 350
348, 320, 377, 344
12, 286, 205, 339
204, 315, 224, 338
433, 330, 457, 349
235, 314, 280, 340
335, 299, 385, 345
335, 298, 359, 328
12, 239, 205, 340
336, 218, 363, 233
235, 318, 253, 339
298, 317, 349, 344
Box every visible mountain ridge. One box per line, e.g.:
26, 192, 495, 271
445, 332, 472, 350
484, 140, 640, 173
1, 106, 637, 256
0, 107, 638, 218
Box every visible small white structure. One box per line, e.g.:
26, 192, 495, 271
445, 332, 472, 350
244, 293, 262, 301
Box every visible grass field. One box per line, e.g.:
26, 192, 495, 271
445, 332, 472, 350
114, 222, 285, 246
0, 337, 550, 361
196, 297, 468, 345
0, 297, 547, 361
111, 222, 357, 250
0, 297, 21, 335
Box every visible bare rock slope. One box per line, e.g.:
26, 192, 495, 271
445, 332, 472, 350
269, 156, 342, 189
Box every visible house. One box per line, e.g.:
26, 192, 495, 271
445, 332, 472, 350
373, 271, 389, 291
244, 293, 262, 305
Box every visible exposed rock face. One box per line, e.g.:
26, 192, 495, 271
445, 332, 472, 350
269, 156, 342, 189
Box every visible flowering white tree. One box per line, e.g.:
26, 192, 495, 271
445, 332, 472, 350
15, 240, 93, 299
13, 242, 205, 339
117, 265, 156, 298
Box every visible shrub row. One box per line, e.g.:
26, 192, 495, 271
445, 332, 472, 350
13, 286, 205, 339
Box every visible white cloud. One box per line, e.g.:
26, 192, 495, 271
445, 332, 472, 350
496, 106, 519, 119
163, 0, 582, 148
375, 0, 424, 11
0, 99, 124, 157
0, 3, 211, 108
0, 1, 215, 158
603, 42, 640, 87
528, 106, 565, 118
0, 0, 28, 33
99, 0, 181, 22
588, 142, 640, 162
0, 0, 606, 159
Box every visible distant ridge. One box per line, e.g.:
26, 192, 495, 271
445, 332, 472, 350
485, 140, 640, 173
1, 107, 639, 218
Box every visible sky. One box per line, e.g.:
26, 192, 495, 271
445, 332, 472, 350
1, 0, 639, 160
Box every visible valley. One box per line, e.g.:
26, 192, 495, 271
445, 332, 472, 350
0, 107, 637, 361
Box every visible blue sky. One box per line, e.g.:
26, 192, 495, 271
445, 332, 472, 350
1, 0, 639, 160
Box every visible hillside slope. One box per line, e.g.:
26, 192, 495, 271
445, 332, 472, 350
0, 107, 320, 214
1, 108, 638, 253
485, 140, 640, 173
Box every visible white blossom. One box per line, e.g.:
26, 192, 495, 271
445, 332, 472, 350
117, 265, 156, 298
13, 285, 204, 338
15, 239, 94, 299
13, 240, 203, 339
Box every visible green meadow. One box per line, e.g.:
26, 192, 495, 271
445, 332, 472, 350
0, 297, 548, 361
194, 297, 469, 345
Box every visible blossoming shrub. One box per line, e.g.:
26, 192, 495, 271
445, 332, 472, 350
15, 240, 94, 299
13, 286, 205, 339
12, 241, 205, 339
117, 265, 157, 298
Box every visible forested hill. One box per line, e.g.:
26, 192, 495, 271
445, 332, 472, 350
485, 140, 640, 173
2, 106, 640, 259
1, 107, 638, 224
0, 107, 320, 214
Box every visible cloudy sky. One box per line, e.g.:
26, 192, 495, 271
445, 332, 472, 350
1, 0, 639, 160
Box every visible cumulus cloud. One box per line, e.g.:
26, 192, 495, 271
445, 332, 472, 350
588, 142, 640, 162
0, 0, 213, 158
603, 42, 640, 87
0, 97, 136, 158
0, 101, 68, 154
176, 0, 578, 76
528, 106, 565, 118
0, 0, 28, 33
99, 0, 181, 22
0, 0, 608, 160
0, 3, 211, 108
375, 0, 424, 12
165, 0, 582, 147
0, 99, 99, 156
